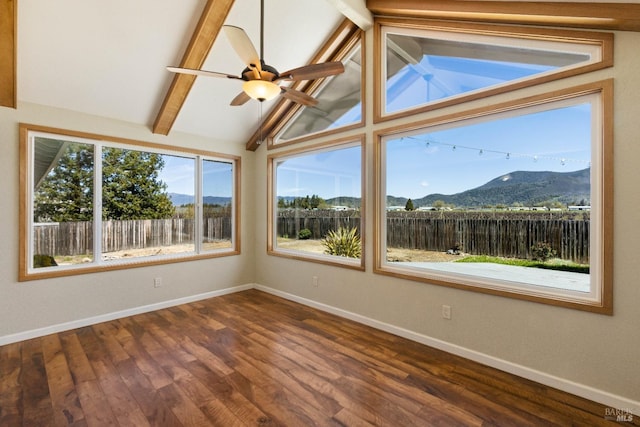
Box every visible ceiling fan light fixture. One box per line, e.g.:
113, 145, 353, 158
242, 80, 281, 102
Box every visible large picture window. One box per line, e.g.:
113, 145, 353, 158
375, 81, 612, 313
20, 125, 240, 280
268, 136, 364, 269
375, 19, 612, 122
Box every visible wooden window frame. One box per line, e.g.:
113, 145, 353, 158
19, 124, 241, 281
374, 18, 613, 124
374, 80, 613, 314
267, 135, 366, 270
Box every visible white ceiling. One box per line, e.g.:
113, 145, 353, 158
17, 0, 346, 145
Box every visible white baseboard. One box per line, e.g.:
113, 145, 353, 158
0, 284, 254, 346
254, 284, 640, 416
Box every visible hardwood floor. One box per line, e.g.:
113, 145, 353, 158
0, 289, 634, 426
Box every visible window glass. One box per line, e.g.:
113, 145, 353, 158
101, 148, 195, 260
377, 86, 610, 309
273, 42, 363, 145
32, 138, 95, 268
202, 159, 234, 251
380, 23, 608, 119
270, 141, 363, 267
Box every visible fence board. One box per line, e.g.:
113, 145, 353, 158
33, 217, 232, 258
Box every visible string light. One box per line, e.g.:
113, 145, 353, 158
413, 136, 590, 166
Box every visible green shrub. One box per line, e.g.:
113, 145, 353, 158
530, 242, 557, 261
321, 227, 361, 258
298, 228, 312, 240
33, 254, 58, 268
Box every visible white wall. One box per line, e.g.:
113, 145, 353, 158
253, 28, 640, 409
0, 103, 256, 339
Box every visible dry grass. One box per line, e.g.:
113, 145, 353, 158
276, 238, 467, 262
55, 241, 232, 265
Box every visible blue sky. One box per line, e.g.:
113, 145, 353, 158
158, 156, 233, 197
276, 146, 361, 200
158, 101, 591, 202
385, 102, 592, 199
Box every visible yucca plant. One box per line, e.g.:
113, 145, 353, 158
321, 226, 361, 258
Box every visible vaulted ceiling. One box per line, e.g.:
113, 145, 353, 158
12, 0, 366, 147
4, 0, 640, 151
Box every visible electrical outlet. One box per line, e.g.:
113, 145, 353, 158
442, 304, 452, 320
312, 276, 319, 287
154, 277, 162, 288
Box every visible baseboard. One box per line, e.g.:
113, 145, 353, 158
0, 283, 254, 346
254, 284, 640, 416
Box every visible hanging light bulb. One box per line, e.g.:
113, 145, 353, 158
533, 155, 538, 162
452, 145, 456, 151
478, 149, 483, 156
561, 158, 566, 166
506, 152, 510, 160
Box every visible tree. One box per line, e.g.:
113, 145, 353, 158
34, 144, 174, 222
432, 200, 446, 210
34, 143, 94, 222
405, 198, 415, 211
102, 148, 174, 219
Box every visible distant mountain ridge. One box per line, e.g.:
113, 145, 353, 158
276, 168, 591, 209
395, 168, 591, 208
169, 193, 231, 206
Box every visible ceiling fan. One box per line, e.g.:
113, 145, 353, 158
168, 0, 345, 106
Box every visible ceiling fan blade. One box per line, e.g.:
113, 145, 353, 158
278, 61, 345, 81
230, 91, 251, 106
223, 25, 261, 71
167, 66, 241, 80
280, 87, 318, 107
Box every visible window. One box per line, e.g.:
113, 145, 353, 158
20, 125, 240, 280
264, 22, 365, 149
270, 39, 364, 146
375, 81, 612, 313
375, 19, 612, 122
268, 136, 365, 269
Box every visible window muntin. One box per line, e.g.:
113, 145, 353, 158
376, 20, 612, 122
268, 137, 364, 269
21, 126, 239, 280
375, 82, 612, 312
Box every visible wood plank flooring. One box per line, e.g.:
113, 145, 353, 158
0, 289, 634, 426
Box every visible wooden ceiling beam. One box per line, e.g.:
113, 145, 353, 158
153, 0, 235, 135
326, 0, 374, 30
0, 0, 16, 108
366, 0, 640, 32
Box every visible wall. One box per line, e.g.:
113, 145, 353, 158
253, 28, 640, 410
0, 102, 256, 339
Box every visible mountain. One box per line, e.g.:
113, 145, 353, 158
399, 168, 591, 208
168, 193, 231, 206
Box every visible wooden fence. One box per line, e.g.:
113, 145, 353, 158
276, 210, 589, 264
33, 218, 232, 256
385, 217, 589, 263
34, 212, 589, 263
